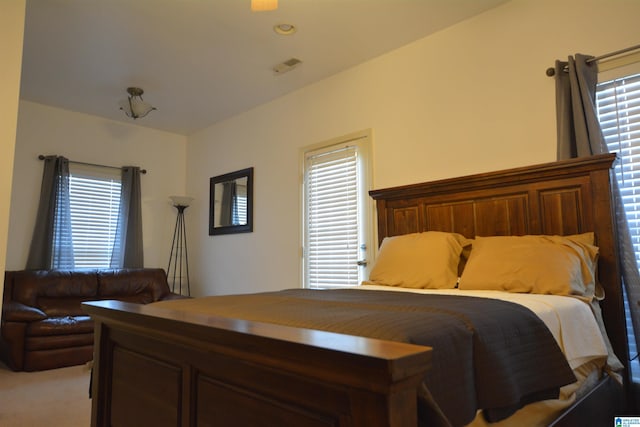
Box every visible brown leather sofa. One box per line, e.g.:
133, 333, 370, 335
0, 268, 187, 371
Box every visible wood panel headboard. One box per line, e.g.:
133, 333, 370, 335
370, 153, 628, 380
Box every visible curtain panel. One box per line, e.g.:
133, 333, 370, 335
110, 166, 144, 268
26, 155, 74, 270
554, 53, 640, 366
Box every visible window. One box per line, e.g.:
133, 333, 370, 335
302, 131, 373, 288
67, 164, 122, 269
597, 73, 640, 262
596, 71, 640, 379
233, 184, 248, 225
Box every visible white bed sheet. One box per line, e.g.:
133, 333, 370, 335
356, 285, 608, 370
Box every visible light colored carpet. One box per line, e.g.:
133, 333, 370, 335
0, 361, 91, 427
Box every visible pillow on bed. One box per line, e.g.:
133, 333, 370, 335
563, 232, 605, 300
364, 231, 469, 289
458, 234, 599, 299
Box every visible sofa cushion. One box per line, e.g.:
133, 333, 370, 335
98, 268, 170, 301
12, 270, 98, 307
38, 297, 96, 317
26, 316, 94, 337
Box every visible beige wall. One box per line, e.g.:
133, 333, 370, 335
186, 0, 640, 296
8, 101, 187, 271
0, 1, 26, 312
6, 0, 639, 297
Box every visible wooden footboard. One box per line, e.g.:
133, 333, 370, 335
83, 300, 432, 427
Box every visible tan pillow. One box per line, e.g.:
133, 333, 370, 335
365, 231, 469, 289
566, 232, 604, 300
458, 234, 599, 299
567, 231, 595, 246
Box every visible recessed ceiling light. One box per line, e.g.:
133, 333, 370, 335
274, 23, 297, 35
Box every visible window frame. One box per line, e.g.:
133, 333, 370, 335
596, 73, 640, 264
67, 163, 122, 269
596, 68, 640, 380
300, 130, 374, 289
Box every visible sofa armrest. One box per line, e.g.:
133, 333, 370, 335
2, 301, 47, 322
159, 293, 191, 301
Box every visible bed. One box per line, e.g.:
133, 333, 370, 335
83, 152, 628, 426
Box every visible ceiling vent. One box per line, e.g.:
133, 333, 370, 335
273, 58, 302, 74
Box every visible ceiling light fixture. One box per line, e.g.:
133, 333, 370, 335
274, 23, 296, 35
251, 0, 277, 12
119, 87, 156, 120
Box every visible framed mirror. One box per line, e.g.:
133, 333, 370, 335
209, 167, 254, 235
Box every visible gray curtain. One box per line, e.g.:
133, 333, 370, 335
110, 166, 144, 268
220, 181, 237, 226
26, 155, 74, 270
555, 53, 640, 364
555, 55, 609, 158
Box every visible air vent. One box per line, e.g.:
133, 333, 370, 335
273, 58, 302, 74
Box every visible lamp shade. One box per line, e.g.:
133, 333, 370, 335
170, 196, 194, 207
119, 87, 156, 119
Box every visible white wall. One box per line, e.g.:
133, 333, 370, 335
0, 1, 26, 312
186, 0, 640, 297
7, 101, 187, 271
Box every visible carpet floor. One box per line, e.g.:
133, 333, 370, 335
0, 361, 91, 426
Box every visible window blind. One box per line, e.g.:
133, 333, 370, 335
304, 146, 360, 288
234, 185, 248, 225
597, 74, 640, 261
596, 73, 640, 366
68, 170, 122, 269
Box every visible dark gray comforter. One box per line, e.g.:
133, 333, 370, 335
157, 289, 576, 426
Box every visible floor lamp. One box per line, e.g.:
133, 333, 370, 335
167, 196, 193, 296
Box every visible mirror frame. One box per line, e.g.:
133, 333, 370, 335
209, 167, 254, 235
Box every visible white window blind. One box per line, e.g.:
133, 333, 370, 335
596, 73, 640, 263
304, 145, 362, 288
234, 184, 248, 225
596, 73, 640, 373
68, 165, 122, 269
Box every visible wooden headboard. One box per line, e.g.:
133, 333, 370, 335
370, 153, 628, 380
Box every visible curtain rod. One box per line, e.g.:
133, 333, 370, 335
587, 43, 640, 64
38, 155, 147, 174
545, 43, 640, 76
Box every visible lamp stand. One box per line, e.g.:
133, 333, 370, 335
167, 204, 190, 296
